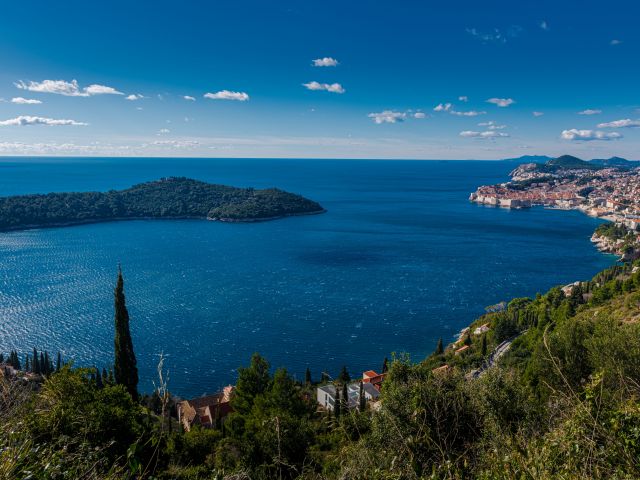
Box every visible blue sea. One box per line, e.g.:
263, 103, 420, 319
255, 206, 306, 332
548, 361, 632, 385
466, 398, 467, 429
0, 158, 614, 397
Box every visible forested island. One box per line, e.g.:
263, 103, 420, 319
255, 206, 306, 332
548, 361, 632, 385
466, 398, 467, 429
0, 177, 326, 231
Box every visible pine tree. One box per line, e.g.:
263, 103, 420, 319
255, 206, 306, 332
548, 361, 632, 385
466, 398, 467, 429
436, 338, 444, 355
56, 352, 62, 372
338, 365, 351, 383
382, 357, 389, 373
113, 267, 139, 401
305, 367, 312, 385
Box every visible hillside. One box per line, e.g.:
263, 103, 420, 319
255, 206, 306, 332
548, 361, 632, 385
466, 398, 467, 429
1, 259, 639, 479
0, 177, 325, 231
501, 155, 552, 163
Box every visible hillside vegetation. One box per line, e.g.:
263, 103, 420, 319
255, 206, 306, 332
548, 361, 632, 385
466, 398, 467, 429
0, 177, 325, 231
1, 260, 640, 479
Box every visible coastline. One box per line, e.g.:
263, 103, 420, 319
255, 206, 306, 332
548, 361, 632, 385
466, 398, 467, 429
0, 209, 327, 234
209, 208, 327, 223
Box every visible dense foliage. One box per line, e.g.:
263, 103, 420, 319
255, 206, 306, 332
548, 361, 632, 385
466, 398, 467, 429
1, 260, 640, 479
0, 177, 325, 230
596, 222, 633, 241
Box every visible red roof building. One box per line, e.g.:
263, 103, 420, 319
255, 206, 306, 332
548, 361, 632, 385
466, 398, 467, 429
177, 385, 234, 432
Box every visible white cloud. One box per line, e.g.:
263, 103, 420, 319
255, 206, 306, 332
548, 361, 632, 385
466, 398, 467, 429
458, 96, 468, 102
478, 121, 507, 129
15, 79, 123, 97
532, 111, 544, 117
183, 95, 196, 101
368, 110, 407, 124
204, 90, 250, 101
466, 25, 523, 43
561, 129, 622, 141
597, 119, 640, 128
610, 39, 622, 45
414, 112, 426, 119
486, 97, 515, 107
433, 103, 452, 112
303, 81, 345, 94
11, 97, 42, 104
450, 109, 486, 117
125, 94, 144, 101
459, 130, 509, 138
151, 140, 200, 148
312, 57, 339, 67
0, 115, 87, 126
466, 28, 504, 43
84, 84, 123, 95
578, 109, 602, 115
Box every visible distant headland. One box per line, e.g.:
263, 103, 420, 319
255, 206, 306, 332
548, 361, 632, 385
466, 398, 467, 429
0, 177, 326, 232
470, 154, 640, 259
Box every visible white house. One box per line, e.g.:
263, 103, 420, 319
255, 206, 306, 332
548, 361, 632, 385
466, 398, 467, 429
316, 381, 380, 412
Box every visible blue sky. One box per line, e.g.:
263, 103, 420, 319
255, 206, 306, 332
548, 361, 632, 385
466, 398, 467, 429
0, 0, 638, 159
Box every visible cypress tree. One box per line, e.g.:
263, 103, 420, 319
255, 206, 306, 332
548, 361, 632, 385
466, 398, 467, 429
33, 348, 39, 374
13, 351, 21, 370
56, 352, 62, 372
113, 267, 139, 401
338, 365, 351, 383
464, 332, 472, 346
102, 367, 109, 385
481, 335, 488, 356
436, 338, 444, 355
44, 351, 50, 375
382, 357, 388, 373
359, 381, 365, 411
305, 367, 312, 385
334, 385, 341, 418
95, 367, 103, 388
25, 355, 30, 372
342, 382, 349, 412
0, 353, 3, 363
40, 353, 46, 375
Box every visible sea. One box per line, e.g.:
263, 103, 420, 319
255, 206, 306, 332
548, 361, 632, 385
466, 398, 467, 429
0, 157, 615, 397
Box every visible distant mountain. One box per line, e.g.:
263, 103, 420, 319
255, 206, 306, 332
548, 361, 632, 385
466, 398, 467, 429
501, 155, 552, 163
547, 155, 597, 169
589, 156, 638, 167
